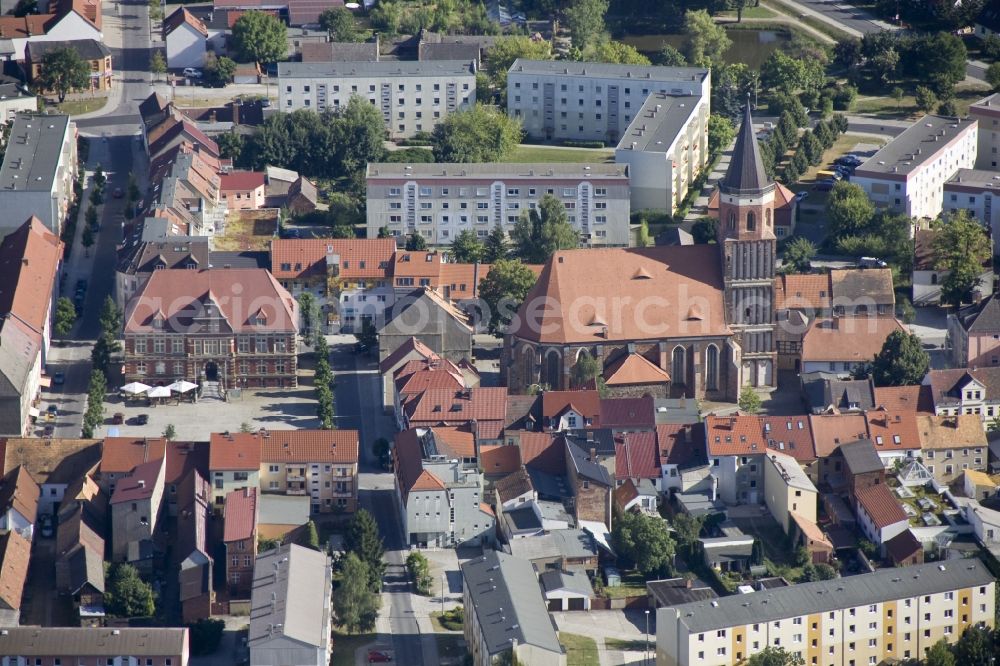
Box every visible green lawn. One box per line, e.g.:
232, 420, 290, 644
560, 632, 601, 666
435, 633, 468, 664
717, 5, 777, 18
854, 84, 992, 118
56, 97, 107, 116
761, 0, 852, 41
330, 631, 375, 666
504, 145, 615, 163
605, 638, 649, 651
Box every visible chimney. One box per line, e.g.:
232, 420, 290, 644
589, 446, 596, 462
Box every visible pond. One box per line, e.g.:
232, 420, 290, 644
622, 28, 794, 71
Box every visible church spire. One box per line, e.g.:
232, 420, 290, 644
720, 102, 773, 196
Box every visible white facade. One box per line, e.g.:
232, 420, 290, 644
853, 114, 978, 221
165, 21, 206, 69
856, 497, 908, 548
506, 59, 710, 144
615, 92, 709, 214
7, 12, 101, 60
942, 169, 1000, 255
365, 162, 632, 246
277, 60, 476, 139
969, 93, 1000, 170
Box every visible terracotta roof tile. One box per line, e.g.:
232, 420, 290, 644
259, 429, 359, 464
885, 529, 922, 564
865, 409, 921, 451
393, 429, 446, 499
774, 274, 831, 312
0, 217, 64, 336
0, 466, 37, 525
392, 251, 445, 280
209, 433, 262, 471
378, 337, 438, 375
760, 415, 816, 462
495, 468, 533, 503
165, 441, 208, 486
510, 246, 729, 344
603, 353, 671, 386
394, 359, 466, 400
873, 385, 934, 413
100, 438, 167, 475
614, 431, 660, 480
614, 478, 641, 511
2, 438, 101, 485
480, 445, 521, 476
705, 415, 767, 456
0, 530, 30, 610
518, 432, 563, 474
655, 423, 703, 467
124, 269, 296, 335
0, 14, 57, 39
916, 414, 987, 449
223, 486, 258, 542
808, 413, 869, 458
541, 390, 601, 431
855, 483, 907, 529
270, 238, 396, 281
109, 458, 164, 505
831, 269, 895, 307
219, 170, 265, 192
404, 387, 508, 439
599, 396, 655, 430
801, 317, 905, 363
163, 6, 207, 36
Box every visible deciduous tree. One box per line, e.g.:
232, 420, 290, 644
952, 624, 995, 666
231, 10, 287, 66
478, 259, 537, 336
585, 39, 650, 65
105, 563, 155, 617
933, 210, 992, 308
319, 6, 359, 41
432, 105, 522, 163
334, 553, 380, 633
38, 46, 90, 102
923, 639, 956, 666
747, 646, 805, 666
782, 237, 816, 274
612, 511, 675, 577
739, 385, 762, 414
827, 182, 874, 238
868, 329, 930, 387
484, 36, 552, 98
54, 296, 76, 337
510, 194, 578, 263
683, 9, 731, 68
563, 0, 608, 51
450, 229, 484, 263
708, 114, 735, 156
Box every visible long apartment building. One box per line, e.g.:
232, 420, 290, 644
943, 168, 1000, 255
656, 559, 996, 666
615, 91, 709, 214
506, 59, 710, 145
969, 92, 1000, 170
277, 60, 476, 138
852, 114, 978, 221
365, 162, 631, 246
0, 627, 190, 666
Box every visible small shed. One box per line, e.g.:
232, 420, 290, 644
540, 570, 593, 611
233, 62, 262, 84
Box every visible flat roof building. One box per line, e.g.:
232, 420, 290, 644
365, 162, 631, 247
943, 168, 1000, 255
852, 114, 978, 220
506, 58, 709, 145
277, 60, 476, 138
657, 559, 996, 666
969, 92, 1000, 170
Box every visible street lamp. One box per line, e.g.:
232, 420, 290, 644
645, 609, 651, 665
441, 572, 446, 617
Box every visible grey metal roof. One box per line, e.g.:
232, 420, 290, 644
565, 437, 613, 486
616, 92, 700, 153
366, 162, 627, 179
0, 314, 38, 404
721, 104, 771, 195
257, 493, 310, 527
856, 114, 977, 177
647, 578, 717, 607
0, 628, 188, 655
508, 58, 708, 84
802, 374, 875, 413
0, 114, 70, 192
278, 59, 475, 79
945, 168, 1000, 191
28, 39, 111, 61
508, 528, 598, 561
461, 550, 564, 656
503, 505, 542, 532
249, 543, 332, 649
209, 250, 269, 269
671, 559, 994, 633
540, 569, 594, 597
838, 439, 883, 475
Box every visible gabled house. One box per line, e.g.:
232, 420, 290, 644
378, 336, 438, 412
541, 390, 600, 432
763, 450, 817, 534
97, 437, 167, 496
393, 357, 477, 429
258, 429, 360, 514
599, 395, 656, 433
54, 503, 105, 626
219, 171, 266, 210
176, 469, 213, 623
26, 39, 111, 92
1, 437, 101, 514
223, 486, 257, 595
819, 439, 885, 501
801, 317, 906, 377
109, 456, 166, 566
613, 431, 661, 501
864, 408, 921, 467
916, 414, 988, 484
854, 483, 908, 554
705, 415, 767, 505
948, 293, 1000, 368
393, 427, 494, 548
0, 465, 38, 540
801, 372, 876, 415
114, 234, 209, 307
924, 366, 1000, 426
163, 8, 208, 69
208, 432, 262, 507
378, 287, 474, 364
656, 423, 708, 493
402, 386, 508, 442
0, 529, 30, 626
564, 435, 613, 529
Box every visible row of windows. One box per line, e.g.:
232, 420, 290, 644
511, 82, 665, 96
286, 82, 470, 94
132, 337, 289, 355
134, 360, 288, 375
388, 186, 608, 197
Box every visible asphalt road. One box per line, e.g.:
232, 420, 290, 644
330, 343, 432, 666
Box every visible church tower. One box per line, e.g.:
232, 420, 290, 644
716, 104, 777, 388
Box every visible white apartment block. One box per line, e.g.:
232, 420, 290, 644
943, 169, 1000, 255
656, 559, 996, 666
365, 162, 632, 246
615, 92, 708, 214
506, 59, 710, 144
969, 93, 1000, 170
277, 60, 476, 139
853, 114, 978, 221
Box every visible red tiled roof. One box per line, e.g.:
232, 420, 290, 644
259, 429, 359, 464
0, 217, 64, 336
603, 353, 670, 386
864, 409, 921, 451
655, 423, 702, 467
378, 337, 438, 375
393, 429, 446, 500
855, 483, 907, 529
392, 251, 444, 280
494, 468, 533, 503
760, 415, 816, 462
801, 317, 906, 363
518, 432, 563, 474
209, 432, 263, 471
0, 14, 57, 39
705, 415, 768, 456
808, 413, 869, 458
614, 478, 641, 511
395, 359, 466, 399
0, 530, 30, 610
599, 396, 655, 430
219, 170, 265, 192
271, 238, 397, 281
614, 431, 660, 480
480, 445, 521, 476
873, 385, 934, 413
165, 441, 208, 486
541, 390, 600, 430
223, 486, 257, 542
0, 466, 37, 524
110, 458, 164, 504
774, 274, 831, 312
163, 6, 207, 36
100, 438, 167, 475
916, 414, 987, 449
404, 387, 508, 439
124, 269, 296, 335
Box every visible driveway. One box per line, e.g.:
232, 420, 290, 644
553, 610, 655, 666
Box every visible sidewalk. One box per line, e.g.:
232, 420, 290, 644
71, 0, 128, 121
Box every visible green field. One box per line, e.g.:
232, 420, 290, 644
560, 632, 601, 666
504, 145, 615, 163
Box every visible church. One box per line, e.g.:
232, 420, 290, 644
502, 106, 795, 401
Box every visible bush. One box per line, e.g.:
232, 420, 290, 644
561, 139, 606, 148
384, 147, 435, 163
437, 606, 464, 631
188, 619, 225, 656
831, 84, 858, 111
406, 551, 433, 595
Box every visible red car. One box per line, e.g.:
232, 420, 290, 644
367, 650, 392, 663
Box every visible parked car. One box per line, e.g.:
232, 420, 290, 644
52, 372, 65, 385
795, 190, 809, 201
814, 179, 835, 192
134, 414, 149, 426
112, 187, 124, 199
39, 514, 53, 538
367, 651, 392, 663
182, 67, 203, 78
859, 256, 888, 268
112, 412, 125, 425
46, 404, 58, 419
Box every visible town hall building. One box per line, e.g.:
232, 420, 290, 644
502, 105, 778, 400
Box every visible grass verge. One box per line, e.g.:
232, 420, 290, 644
504, 145, 615, 163
330, 631, 375, 666
761, 0, 853, 42
560, 632, 601, 666
605, 638, 650, 651
57, 97, 107, 116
